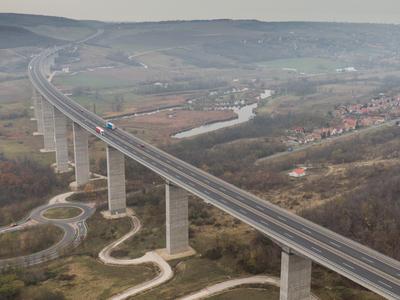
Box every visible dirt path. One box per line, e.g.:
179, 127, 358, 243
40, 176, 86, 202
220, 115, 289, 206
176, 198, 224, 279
177, 275, 320, 300
98, 215, 173, 300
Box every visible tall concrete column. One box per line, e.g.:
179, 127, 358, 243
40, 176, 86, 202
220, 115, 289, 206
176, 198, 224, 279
53, 108, 69, 173
30, 94, 37, 121
280, 250, 312, 300
33, 95, 44, 135
166, 182, 189, 255
73, 122, 90, 187
107, 145, 126, 215
40, 97, 55, 152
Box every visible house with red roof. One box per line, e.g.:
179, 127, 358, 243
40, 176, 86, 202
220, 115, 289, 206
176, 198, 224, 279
344, 118, 357, 131
289, 168, 306, 178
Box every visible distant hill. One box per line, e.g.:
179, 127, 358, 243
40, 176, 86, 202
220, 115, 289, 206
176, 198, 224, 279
99, 19, 400, 68
0, 25, 60, 49
0, 13, 103, 29
0, 13, 82, 28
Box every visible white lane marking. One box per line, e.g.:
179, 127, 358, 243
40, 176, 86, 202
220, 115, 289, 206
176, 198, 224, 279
378, 281, 393, 289
239, 208, 248, 215
176, 175, 181, 179
220, 199, 227, 204
255, 205, 264, 210
220, 187, 226, 192
329, 241, 342, 248
278, 216, 286, 221
311, 246, 322, 253
302, 228, 312, 234
284, 233, 294, 239
260, 220, 269, 226
342, 262, 355, 270
361, 256, 374, 264
204, 190, 210, 195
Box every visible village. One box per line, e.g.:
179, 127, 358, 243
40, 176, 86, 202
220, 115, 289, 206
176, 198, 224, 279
285, 94, 400, 147
186, 85, 266, 111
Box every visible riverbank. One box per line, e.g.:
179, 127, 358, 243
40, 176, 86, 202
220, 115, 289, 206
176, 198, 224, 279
173, 103, 258, 139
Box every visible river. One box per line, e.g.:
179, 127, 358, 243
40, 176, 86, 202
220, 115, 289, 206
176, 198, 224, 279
172, 103, 258, 139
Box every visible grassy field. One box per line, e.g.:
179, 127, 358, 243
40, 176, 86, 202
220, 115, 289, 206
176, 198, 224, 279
111, 202, 165, 259
28, 25, 96, 41
0, 78, 56, 164
0, 79, 31, 108
116, 109, 236, 145
133, 258, 239, 300
257, 57, 343, 74
73, 211, 132, 256
19, 256, 157, 300
43, 207, 83, 219
55, 72, 134, 89
63, 88, 187, 117
210, 287, 279, 300
0, 111, 55, 165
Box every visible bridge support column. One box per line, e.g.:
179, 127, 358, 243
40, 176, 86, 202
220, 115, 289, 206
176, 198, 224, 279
166, 182, 189, 255
280, 250, 312, 300
40, 97, 55, 152
106, 146, 126, 215
53, 108, 69, 173
33, 94, 44, 135
73, 122, 90, 187
30, 93, 37, 121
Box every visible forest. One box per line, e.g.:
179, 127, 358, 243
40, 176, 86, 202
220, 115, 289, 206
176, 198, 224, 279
303, 163, 400, 260
0, 156, 65, 226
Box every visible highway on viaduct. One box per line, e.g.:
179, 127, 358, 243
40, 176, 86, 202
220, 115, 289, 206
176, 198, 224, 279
29, 45, 400, 299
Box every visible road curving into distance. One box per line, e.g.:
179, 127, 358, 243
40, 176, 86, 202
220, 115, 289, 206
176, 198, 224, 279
28, 35, 400, 299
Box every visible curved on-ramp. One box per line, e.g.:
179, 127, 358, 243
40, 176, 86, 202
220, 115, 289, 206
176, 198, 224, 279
0, 191, 94, 270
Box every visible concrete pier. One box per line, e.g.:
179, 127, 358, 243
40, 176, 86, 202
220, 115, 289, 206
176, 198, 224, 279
72, 122, 90, 187
166, 182, 189, 255
53, 108, 69, 173
106, 145, 127, 215
280, 250, 312, 300
30, 94, 37, 121
40, 97, 55, 152
33, 95, 44, 135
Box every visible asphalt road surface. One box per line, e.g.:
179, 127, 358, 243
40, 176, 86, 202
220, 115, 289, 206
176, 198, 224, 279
0, 195, 94, 270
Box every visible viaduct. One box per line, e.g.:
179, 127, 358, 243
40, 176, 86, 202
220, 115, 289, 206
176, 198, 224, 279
28, 41, 400, 300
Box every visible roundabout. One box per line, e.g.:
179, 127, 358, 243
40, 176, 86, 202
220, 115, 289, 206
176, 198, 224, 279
0, 191, 95, 270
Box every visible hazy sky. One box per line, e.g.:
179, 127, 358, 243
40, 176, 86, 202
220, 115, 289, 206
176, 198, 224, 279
1, 0, 400, 23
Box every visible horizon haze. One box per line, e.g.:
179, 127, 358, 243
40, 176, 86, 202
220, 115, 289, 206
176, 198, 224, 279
1, 0, 400, 24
